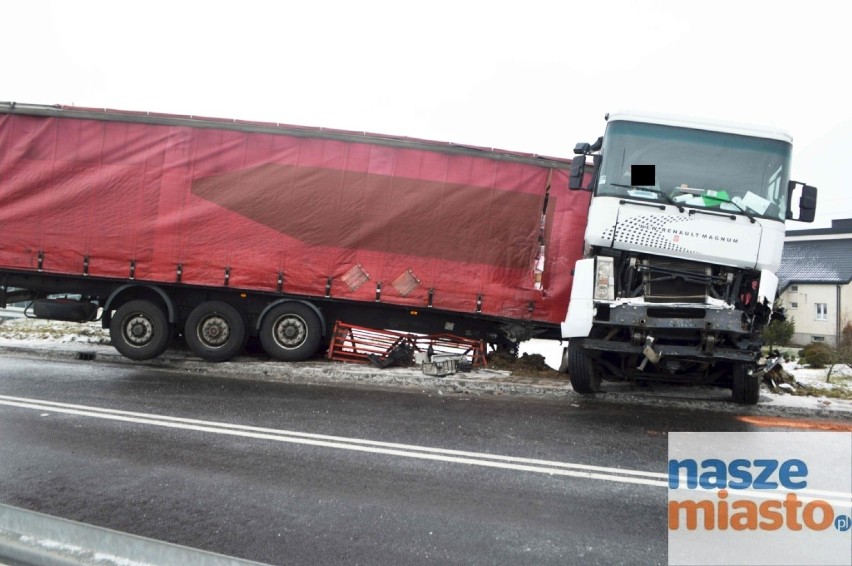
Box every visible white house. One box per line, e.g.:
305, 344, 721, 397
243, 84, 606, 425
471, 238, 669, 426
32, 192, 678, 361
776, 218, 852, 346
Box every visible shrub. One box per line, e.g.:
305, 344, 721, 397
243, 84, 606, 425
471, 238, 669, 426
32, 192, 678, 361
799, 342, 833, 368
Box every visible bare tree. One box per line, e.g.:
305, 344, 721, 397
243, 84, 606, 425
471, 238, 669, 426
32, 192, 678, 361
826, 319, 852, 383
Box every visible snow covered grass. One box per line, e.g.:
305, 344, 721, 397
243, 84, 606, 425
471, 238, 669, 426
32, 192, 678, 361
775, 361, 852, 399
784, 362, 852, 384
0, 316, 110, 345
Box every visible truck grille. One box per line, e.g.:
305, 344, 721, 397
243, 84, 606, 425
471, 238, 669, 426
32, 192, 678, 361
641, 258, 710, 304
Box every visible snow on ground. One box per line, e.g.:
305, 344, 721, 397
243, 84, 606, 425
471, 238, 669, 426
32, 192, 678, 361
0, 316, 110, 345
1, 314, 850, 416
780, 360, 852, 385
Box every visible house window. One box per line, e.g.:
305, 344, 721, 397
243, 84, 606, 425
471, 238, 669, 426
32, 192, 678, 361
790, 285, 799, 292
790, 302, 798, 309
812, 336, 825, 342
815, 303, 828, 321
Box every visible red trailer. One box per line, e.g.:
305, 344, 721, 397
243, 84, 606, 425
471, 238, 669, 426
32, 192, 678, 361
0, 102, 590, 362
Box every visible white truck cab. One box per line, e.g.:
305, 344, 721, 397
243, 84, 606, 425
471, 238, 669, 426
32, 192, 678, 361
561, 112, 817, 404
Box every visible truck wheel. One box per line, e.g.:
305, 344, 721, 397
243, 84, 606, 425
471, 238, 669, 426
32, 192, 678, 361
259, 302, 322, 362
185, 301, 247, 362
110, 300, 171, 361
567, 339, 601, 394
732, 363, 760, 405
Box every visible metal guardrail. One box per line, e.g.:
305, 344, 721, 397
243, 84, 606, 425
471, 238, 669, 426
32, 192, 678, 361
0, 503, 269, 566
0, 306, 27, 321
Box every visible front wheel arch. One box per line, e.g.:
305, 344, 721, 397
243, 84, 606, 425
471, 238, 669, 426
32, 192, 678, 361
103, 284, 176, 328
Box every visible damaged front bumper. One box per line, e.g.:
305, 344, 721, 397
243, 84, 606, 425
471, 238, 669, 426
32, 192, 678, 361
588, 301, 758, 364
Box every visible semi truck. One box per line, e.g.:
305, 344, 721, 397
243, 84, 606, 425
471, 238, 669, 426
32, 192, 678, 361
0, 103, 816, 404
562, 112, 817, 404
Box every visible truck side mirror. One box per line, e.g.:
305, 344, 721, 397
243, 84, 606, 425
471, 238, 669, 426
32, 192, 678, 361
786, 181, 818, 222
569, 155, 586, 190
798, 184, 817, 222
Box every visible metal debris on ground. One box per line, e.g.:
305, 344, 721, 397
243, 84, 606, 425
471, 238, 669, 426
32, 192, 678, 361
421, 354, 462, 377
327, 321, 487, 374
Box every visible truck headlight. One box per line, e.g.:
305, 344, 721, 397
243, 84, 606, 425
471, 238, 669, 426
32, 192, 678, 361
594, 256, 615, 301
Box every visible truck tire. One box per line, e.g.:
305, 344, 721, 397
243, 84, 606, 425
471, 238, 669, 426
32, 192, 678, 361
732, 363, 760, 405
109, 300, 171, 361
185, 301, 247, 362
567, 339, 601, 394
259, 302, 322, 362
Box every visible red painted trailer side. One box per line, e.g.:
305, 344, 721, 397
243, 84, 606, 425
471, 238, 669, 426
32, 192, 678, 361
0, 105, 589, 328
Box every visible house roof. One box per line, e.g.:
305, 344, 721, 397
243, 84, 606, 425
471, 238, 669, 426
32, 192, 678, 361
777, 238, 852, 290
786, 218, 852, 239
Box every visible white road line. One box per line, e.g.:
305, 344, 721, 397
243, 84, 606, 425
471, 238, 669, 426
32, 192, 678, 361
0, 394, 668, 487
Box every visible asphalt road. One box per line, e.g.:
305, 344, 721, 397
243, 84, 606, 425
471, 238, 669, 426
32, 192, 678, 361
0, 354, 844, 565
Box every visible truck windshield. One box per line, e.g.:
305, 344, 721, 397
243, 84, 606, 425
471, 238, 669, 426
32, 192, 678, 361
596, 120, 792, 221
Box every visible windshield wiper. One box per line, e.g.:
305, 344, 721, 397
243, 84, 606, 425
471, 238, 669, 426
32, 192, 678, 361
719, 198, 757, 224
610, 183, 683, 211
671, 187, 757, 224
675, 187, 756, 224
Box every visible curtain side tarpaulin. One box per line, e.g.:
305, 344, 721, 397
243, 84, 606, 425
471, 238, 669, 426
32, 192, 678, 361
0, 111, 590, 325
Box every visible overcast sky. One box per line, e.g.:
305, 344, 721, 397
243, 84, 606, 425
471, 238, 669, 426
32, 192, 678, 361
3, 0, 850, 227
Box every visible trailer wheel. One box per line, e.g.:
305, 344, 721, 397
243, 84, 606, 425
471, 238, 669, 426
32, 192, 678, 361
567, 339, 601, 394
185, 301, 247, 362
109, 300, 171, 361
732, 363, 760, 405
259, 302, 322, 361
